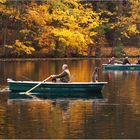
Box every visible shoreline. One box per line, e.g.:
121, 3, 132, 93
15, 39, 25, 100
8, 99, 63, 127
0, 47, 139, 59
0, 56, 139, 62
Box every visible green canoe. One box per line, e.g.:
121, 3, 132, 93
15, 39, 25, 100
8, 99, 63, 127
103, 64, 140, 71
7, 79, 107, 94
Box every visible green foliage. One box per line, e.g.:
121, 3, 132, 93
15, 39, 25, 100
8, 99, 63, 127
50, 43, 56, 50
112, 43, 124, 58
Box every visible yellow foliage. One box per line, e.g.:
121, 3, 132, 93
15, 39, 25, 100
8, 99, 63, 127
121, 32, 130, 38
20, 29, 30, 34
53, 28, 87, 50
63, 0, 79, 8
128, 24, 139, 34
0, 2, 17, 16
28, 10, 46, 26
14, 40, 35, 55
114, 0, 140, 38
1, 0, 107, 56
0, 0, 6, 3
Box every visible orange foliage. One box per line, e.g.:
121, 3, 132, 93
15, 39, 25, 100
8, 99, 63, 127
123, 47, 140, 57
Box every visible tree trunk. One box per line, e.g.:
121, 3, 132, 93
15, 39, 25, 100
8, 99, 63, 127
113, 1, 123, 47
3, 24, 7, 55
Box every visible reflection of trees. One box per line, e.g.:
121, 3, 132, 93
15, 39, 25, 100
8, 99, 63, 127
136, 72, 140, 94
38, 59, 100, 82
104, 71, 125, 102
5, 94, 140, 139
0, 59, 106, 85
104, 71, 140, 105
103, 71, 140, 138
5, 100, 101, 139
1, 59, 140, 138
69, 60, 94, 82
6, 100, 66, 139
0, 94, 8, 139
0, 61, 35, 84
6, 99, 123, 139
115, 72, 140, 108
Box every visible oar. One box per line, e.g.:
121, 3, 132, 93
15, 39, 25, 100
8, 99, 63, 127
24, 76, 51, 95
24, 93, 39, 100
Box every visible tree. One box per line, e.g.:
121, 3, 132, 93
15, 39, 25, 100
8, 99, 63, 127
18, 0, 106, 56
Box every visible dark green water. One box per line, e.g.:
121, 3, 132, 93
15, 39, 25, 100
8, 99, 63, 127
0, 58, 140, 139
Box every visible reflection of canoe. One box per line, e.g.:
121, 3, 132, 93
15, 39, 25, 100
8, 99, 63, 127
7, 79, 107, 93
103, 64, 140, 71
8, 91, 104, 100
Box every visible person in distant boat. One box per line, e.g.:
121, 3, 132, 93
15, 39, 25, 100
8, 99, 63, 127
108, 57, 122, 64
122, 57, 130, 65
92, 67, 99, 82
108, 57, 115, 64
51, 64, 71, 82
136, 57, 140, 64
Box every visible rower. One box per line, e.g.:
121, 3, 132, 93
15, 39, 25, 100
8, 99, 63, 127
108, 57, 115, 64
122, 57, 130, 65
51, 64, 71, 82
108, 57, 123, 64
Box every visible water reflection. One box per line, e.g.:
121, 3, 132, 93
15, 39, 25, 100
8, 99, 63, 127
136, 72, 140, 93
8, 92, 104, 100
0, 59, 105, 85
104, 71, 140, 95
0, 58, 140, 139
6, 99, 107, 139
103, 71, 140, 116
5, 96, 140, 139
0, 93, 8, 139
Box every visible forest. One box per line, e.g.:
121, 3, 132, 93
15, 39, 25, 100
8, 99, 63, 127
0, 0, 139, 58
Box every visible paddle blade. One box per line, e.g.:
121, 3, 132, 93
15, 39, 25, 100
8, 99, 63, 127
19, 92, 26, 95
19, 92, 40, 100
19, 92, 32, 95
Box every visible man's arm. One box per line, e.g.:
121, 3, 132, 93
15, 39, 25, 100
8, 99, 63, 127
53, 71, 67, 78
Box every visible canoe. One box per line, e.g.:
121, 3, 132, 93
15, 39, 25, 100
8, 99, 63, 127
103, 64, 140, 71
7, 79, 107, 93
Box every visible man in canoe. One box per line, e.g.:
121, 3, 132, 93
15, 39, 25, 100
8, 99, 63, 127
108, 57, 115, 64
51, 64, 71, 82
108, 57, 122, 64
122, 57, 130, 65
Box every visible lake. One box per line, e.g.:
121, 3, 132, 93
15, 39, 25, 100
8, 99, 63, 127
0, 58, 140, 139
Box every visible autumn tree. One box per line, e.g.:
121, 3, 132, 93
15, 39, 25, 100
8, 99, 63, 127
1, 0, 139, 57
0, 0, 35, 56
110, 0, 140, 56
16, 0, 107, 57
